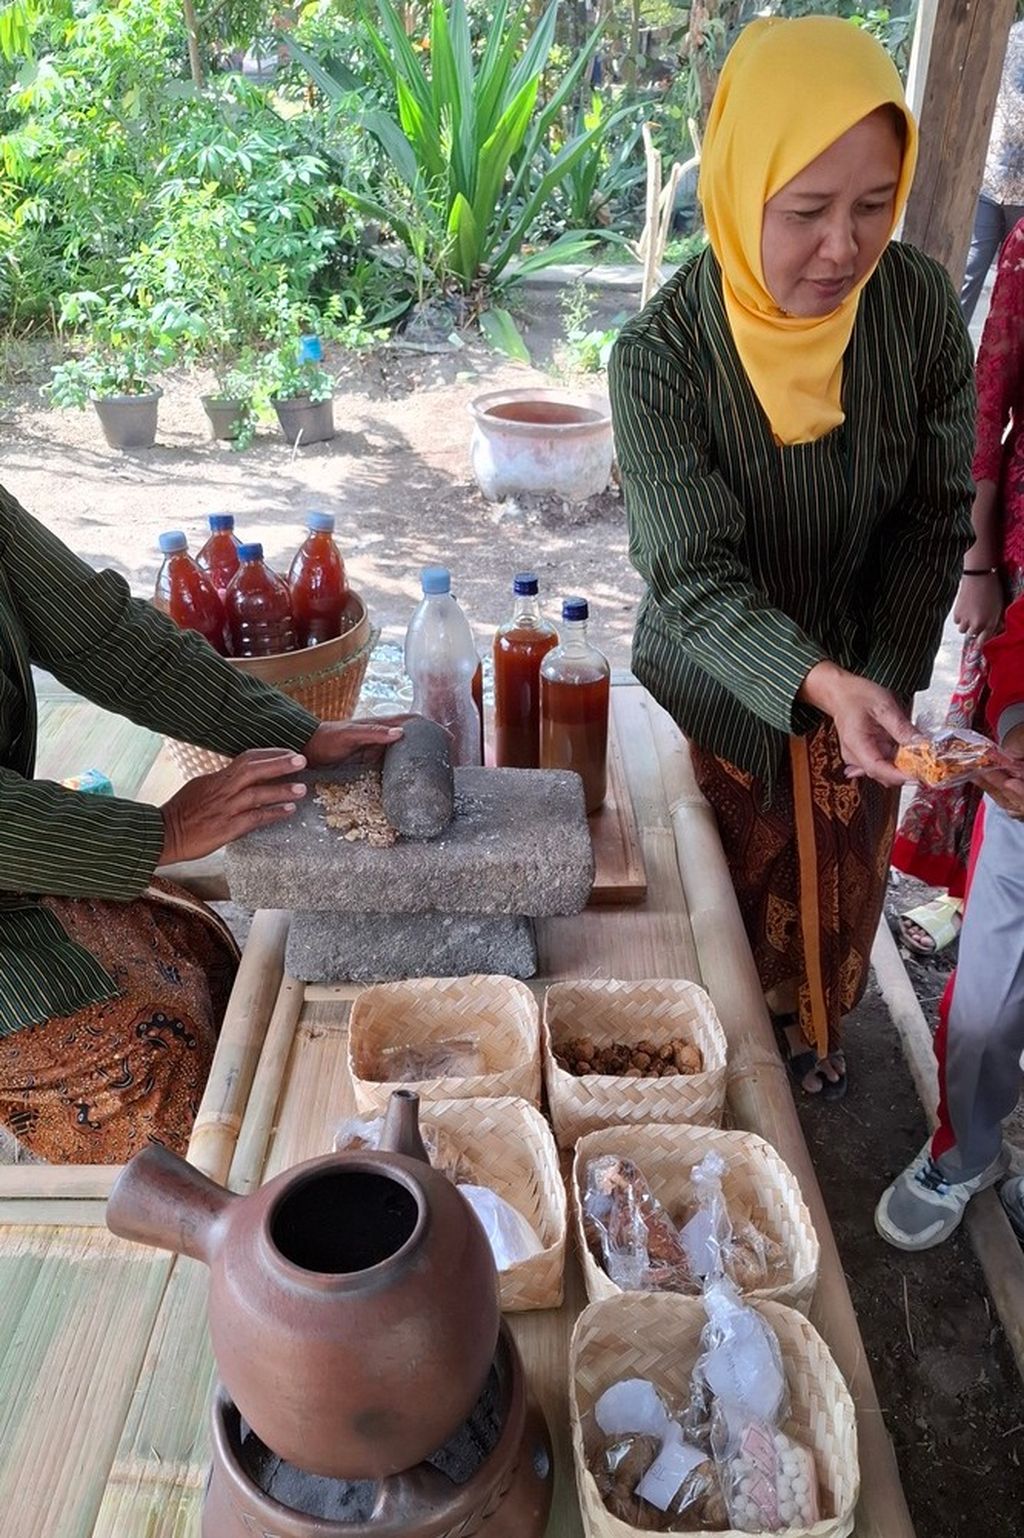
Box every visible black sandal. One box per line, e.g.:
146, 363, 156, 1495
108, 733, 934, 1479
773, 1015, 848, 1102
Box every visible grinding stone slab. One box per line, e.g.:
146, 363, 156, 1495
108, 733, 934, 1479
226, 767, 594, 916
286, 911, 538, 983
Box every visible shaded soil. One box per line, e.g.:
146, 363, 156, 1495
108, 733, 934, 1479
798, 985, 1024, 1538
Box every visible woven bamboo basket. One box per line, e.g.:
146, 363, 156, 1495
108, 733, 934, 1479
572, 1123, 819, 1315
414, 1096, 566, 1311
570, 1292, 858, 1538
166, 590, 378, 780
543, 979, 728, 1149
349, 975, 542, 1114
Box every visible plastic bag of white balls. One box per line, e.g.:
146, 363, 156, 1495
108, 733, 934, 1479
712, 1406, 820, 1532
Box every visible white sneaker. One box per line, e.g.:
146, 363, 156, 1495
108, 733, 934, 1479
875, 1143, 1010, 1251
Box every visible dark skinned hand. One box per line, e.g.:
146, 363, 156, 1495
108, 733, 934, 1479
159, 718, 406, 865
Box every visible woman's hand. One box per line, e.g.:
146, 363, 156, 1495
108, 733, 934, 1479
976, 724, 1024, 819
160, 749, 309, 864
303, 717, 406, 767
799, 662, 914, 786
953, 572, 1005, 645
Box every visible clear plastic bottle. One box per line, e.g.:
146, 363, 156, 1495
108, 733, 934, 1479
153, 531, 226, 654
540, 596, 610, 813
197, 514, 241, 603
404, 567, 482, 766
288, 510, 349, 647
493, 573, 557, 768
225, 542, 297, 658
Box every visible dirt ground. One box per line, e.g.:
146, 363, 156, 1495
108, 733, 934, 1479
2, 279, 1023, 1536
0, 285, 642, 666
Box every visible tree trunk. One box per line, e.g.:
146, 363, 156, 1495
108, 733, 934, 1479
182, 0, 205, 89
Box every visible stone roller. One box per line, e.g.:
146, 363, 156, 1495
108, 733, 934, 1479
381, 715, 455, 840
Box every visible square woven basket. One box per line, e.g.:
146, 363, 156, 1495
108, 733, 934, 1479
348, 974, 541, 1114
572, 1123, 820, 1315
419, 1095, 566, 1311
543, 979, 728, 1148
570, 1292, 858, 1538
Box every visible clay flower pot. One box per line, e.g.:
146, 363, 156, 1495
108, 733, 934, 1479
106, 1092, 499, 1479
201, 394, 249, 441
273, 393, 335, 446
92, 389, 162, 450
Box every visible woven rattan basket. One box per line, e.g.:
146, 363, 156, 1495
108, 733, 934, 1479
572, 1123, 819, 1315
349, 975, 541, 1114
166, 590, 377, 780
570, 1292, 858, 1538
416, 1096, 566, 1311
543, 979, 728, 1149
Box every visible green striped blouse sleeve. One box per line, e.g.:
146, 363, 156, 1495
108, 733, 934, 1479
609, 336, 827, 734
0, 770, 165, 899
863, 291, 976, 697
0, 487, 318, 757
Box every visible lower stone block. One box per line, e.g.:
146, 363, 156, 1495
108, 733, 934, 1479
286, 910, 538, 983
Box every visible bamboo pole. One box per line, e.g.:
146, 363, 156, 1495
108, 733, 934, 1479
652, 705, 916, 1538
186, 908, 291, 1183
0, 1165, 120, 1200
228, 975, 306, 1195
641, 123, 662, 308
871, 921, 1024, 1384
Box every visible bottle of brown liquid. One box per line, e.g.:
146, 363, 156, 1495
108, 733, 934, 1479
540, 596, 610, 814
494, 573, 557, 768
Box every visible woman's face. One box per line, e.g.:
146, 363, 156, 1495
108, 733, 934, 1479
760, 109, 903, 317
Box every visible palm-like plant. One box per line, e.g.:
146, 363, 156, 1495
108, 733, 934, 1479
288, 0, 623, 296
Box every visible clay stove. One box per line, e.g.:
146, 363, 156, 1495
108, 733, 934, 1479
107, 1091, 554, 1537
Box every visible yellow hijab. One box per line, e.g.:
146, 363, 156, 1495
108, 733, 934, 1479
698, 15, 918, 446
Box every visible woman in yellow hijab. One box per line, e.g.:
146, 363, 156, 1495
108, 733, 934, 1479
610, 15, 975, 1099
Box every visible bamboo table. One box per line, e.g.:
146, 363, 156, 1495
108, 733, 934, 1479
0, 685, 915, 1536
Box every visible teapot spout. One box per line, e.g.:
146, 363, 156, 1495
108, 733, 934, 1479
380, 1089, 430, 1165
106, 1143, 235, 1266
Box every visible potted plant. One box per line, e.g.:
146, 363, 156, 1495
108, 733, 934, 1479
263, 333, 336, 446
201, 352, 260, 447
47, 290, 194, 450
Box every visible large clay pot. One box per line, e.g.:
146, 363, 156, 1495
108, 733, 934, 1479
202, 1325, 554, 1538
469, 388, 613, 502
106, 1092, 499, 1479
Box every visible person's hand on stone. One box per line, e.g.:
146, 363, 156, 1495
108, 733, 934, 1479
303, 717, 406, 768
160, 748, 310, 864
798, 662, 914, 786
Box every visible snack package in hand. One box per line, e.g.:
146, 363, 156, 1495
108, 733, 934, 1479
712, 1405, 820, 1532
378, 1037, 487, 1083
894, 728, 1012, 788
583, 1155, 697, 1293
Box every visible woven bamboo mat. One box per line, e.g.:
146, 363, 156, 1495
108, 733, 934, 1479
0, 1229, 173, 1538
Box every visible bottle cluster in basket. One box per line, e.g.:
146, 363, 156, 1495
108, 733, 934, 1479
153, 510, 351, 658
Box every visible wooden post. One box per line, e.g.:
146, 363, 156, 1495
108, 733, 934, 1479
901, 0, 1015, 289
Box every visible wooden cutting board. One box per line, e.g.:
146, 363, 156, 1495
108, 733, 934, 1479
587, 708, 647, 905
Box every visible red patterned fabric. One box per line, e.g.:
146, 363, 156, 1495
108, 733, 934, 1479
985, 595, 1024, 731
893, 223, 1024, 892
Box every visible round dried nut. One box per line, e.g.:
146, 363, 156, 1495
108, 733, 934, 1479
633, 1051, 652, 1070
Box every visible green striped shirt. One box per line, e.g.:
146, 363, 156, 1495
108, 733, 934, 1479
609, 242, 976, 791
0, 486, 317, 1034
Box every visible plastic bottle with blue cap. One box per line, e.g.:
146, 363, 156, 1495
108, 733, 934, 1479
288, 510, 350, 647
225, 542, 296, 657
197, 513, 241, 602
540, 595, 609, 812
404, 566, 483, 765
153, 531, 227, 654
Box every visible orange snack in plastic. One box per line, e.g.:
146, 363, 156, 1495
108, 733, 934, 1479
895, 732, 1000, 787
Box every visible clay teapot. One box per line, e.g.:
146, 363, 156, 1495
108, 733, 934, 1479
106, 1091, 500, 1479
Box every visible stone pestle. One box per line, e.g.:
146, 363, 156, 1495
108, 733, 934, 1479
381, 716, 454, 839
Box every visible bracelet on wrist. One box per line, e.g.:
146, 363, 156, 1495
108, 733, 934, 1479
962, 566, 1000, 577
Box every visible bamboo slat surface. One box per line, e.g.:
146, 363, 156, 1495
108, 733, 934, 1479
0, 684, 914, 1537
